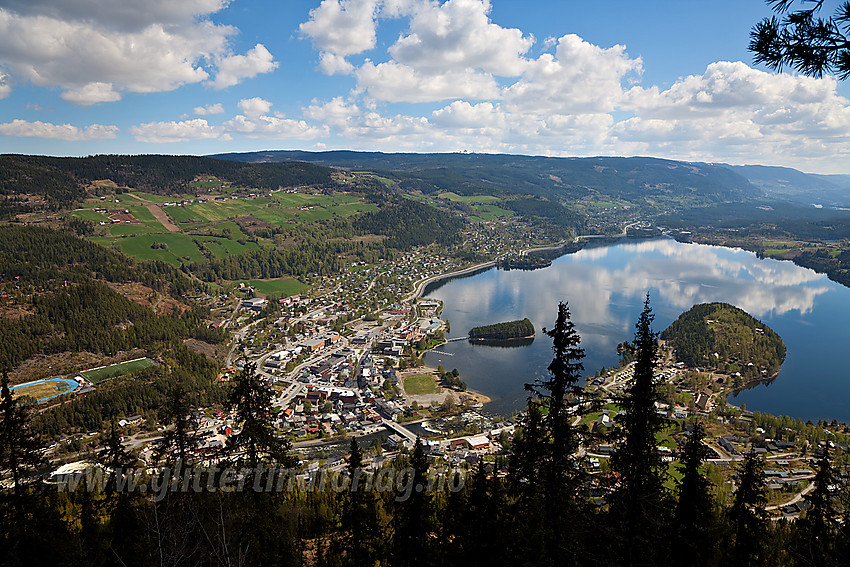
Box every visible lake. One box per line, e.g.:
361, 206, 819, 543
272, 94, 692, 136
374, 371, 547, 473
423, 237, 850, 423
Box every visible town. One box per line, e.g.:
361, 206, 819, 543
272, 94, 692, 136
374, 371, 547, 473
23, 234, 849, 523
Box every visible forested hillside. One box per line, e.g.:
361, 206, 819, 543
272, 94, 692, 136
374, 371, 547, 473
0, 154, 334, 213
0, 224, 194, 294
0, 225, 223, 374
352, 198, 465, 248
661, 302, 786, 379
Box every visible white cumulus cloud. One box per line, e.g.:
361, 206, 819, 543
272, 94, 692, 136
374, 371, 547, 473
129, 118, 222, 143
503, 34, 641, 115
299, 0, 380, 59
389, 0, 533, 76
0, 70, 11, 99
0, 1, 276, 106
209, 44, 278, 90
223, 114, 328, 140
355, 61, 499, 102
194, 103, 224, 115
237, 97, 273, 117
0, 119, 118, 140
0, 0, 230, 32
60, 82, 122, 105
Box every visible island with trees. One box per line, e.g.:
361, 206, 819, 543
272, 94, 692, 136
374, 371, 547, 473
661, 302, 786, 383
468, 317, 535, 340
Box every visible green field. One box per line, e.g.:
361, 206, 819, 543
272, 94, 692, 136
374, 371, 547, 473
108, 223, 166, 236
247, 278, 308, 296
165, 205, 206, 224
200, 236, 260, 258
470, 204, 514, 220
438, 192, 501, 204
403, 373, 441, 395
80, 358, 158, 383
71, 209, 110, 222
129, 192, 194, 204
95, 233, 208, 265
82, 189, 375, 277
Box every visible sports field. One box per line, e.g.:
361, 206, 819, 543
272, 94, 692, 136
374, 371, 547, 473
80, 358, 158, 383
403, 373, 441, 395
11, 378, 79, 402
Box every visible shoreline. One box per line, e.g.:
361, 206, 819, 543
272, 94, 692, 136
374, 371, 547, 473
406, 239, 574, 302
468, 334, 535, 342
400, 366, 493, 406
407, 260, 496, 301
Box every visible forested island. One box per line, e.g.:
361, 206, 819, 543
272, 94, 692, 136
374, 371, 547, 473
469, 318, 535, 340
661, 302, 786, 380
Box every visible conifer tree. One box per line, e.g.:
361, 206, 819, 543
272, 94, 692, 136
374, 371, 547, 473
226, 362, 293, 470
0, 371, 47, 561
533, 301, 589, 563
97, 419, 136, 492
341, 438, 386, 566
674, 424, 717, 564
0, 373, 45, 497
609, 295, 670, 564
795, 446, 838, 565
156, 384, 199, 466
392, 437, 433, 567
729, 449, 768, 565
507, 401, 548, 566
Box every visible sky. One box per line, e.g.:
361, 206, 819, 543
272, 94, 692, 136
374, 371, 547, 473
1, 0, 850, 173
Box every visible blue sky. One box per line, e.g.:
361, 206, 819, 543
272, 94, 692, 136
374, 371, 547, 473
1, 0, 849, 173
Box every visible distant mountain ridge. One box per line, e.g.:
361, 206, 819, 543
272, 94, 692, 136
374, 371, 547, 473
210, 150, 761, 203
726, 164, 850, 207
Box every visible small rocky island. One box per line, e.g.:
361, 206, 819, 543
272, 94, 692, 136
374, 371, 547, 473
469, 318, 535, 340
661, 302, 786, 383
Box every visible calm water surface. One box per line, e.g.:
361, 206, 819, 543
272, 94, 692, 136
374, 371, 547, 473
423, 237, 850, 422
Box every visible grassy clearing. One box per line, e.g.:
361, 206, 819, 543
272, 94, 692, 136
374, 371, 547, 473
371, 176, 395, 187
110, 233, 206, 265
165, 205, 207, 224
403, 373, 441, 395
438, 192, 501, 204
247, 278, 308, 296
71, 209, 110, 222
81, 358, 158, 383
470, 204, 514, 220
199, 236, 260, 258
108, 224, 164, 236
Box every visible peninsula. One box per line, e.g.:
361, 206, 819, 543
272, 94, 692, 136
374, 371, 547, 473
661, 302, 786, 383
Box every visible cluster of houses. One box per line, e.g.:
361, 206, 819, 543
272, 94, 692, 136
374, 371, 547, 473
372, 319, 442, 357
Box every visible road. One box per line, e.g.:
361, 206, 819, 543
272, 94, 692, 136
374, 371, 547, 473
277, 381, 305, 408
405, 261, 496, 302
766, 481, 816, 513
